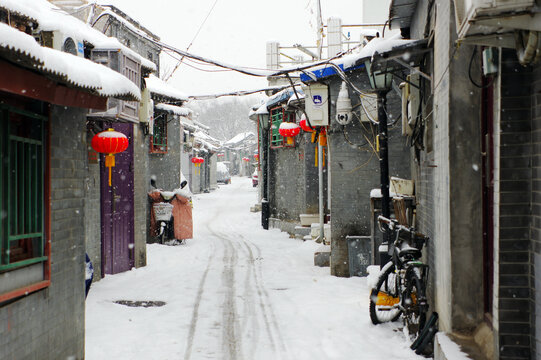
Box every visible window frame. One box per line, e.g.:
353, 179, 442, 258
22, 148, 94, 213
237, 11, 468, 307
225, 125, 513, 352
150, 113, 167, 154
270, 106, 296, 149
0, 102, 51, 303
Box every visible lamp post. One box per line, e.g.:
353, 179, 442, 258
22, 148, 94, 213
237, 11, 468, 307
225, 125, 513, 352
365, 59, 393, 266
259, 113, 270, 230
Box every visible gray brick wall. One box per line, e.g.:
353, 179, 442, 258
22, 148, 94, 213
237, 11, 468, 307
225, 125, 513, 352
498, 49, 533, 360
531, 59, 541, 360
84, 131, 102, 280
327, 72, 410, 277
1, 106, 87, 360
133, 123, 149, 265
268, 132, 307, 222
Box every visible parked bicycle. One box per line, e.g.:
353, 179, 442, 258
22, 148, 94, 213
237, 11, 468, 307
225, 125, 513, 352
369, 215, 429, 339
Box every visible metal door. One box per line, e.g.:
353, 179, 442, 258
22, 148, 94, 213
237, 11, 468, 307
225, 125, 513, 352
100, 123, 134, 275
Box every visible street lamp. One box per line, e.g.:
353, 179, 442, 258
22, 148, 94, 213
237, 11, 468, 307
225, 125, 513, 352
258, 111, 271, 230
365, 58, 393, 266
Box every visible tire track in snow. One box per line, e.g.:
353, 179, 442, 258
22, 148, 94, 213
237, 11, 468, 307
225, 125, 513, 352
238, 236, 289, 360
183, 238, 216, 360
221, 237, 242, 360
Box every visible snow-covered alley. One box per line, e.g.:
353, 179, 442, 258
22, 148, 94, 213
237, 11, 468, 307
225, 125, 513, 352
85, 177, 424, 360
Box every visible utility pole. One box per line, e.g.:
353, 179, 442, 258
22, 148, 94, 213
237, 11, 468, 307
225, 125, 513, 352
316, 0, 323, 60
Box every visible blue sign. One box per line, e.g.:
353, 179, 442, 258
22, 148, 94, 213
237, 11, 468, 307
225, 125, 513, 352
313, 95, 322, 105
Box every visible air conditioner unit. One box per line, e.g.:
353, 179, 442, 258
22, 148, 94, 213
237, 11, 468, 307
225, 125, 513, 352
41, 30, 84, 57
454, 0, 538, 40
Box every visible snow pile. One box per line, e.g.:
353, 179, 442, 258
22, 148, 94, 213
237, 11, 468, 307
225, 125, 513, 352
435, 333, 471, 359
146, 74, 188, 101
0, 23, 140, 100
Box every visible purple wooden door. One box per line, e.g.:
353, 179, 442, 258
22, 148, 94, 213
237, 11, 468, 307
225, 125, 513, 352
100, 123, 135, 275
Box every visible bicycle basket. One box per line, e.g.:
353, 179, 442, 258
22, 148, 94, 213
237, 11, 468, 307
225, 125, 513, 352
153, 202, 173, 221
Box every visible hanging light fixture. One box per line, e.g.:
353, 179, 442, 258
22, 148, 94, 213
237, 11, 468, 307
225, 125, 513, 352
91, 128, 129, 187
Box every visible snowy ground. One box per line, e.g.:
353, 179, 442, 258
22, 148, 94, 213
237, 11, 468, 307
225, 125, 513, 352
85, 176, 425, 360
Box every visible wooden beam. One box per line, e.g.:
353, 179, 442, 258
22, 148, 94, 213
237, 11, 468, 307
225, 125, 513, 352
0, 59, 107, 110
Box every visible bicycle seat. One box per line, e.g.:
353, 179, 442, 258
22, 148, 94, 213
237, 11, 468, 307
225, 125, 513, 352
398, 245, 422, 259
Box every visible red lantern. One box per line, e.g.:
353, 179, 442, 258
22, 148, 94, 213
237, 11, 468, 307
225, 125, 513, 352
254, 153, 259, 161
91, 128, 129, 186
191, 157, 204, 174
278, 122, 301, 145
299, 117, 314, 132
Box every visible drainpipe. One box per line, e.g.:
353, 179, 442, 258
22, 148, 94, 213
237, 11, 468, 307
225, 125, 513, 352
318, 136, 325, 243
261, 116, 270, 230
377, 90, 391, 265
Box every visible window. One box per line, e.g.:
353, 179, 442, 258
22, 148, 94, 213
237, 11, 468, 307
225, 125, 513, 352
270, 106, 296, 148
0, 103, 50, 302
150, 114, 167, 153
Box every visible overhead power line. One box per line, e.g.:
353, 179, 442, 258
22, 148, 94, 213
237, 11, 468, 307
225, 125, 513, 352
163, 0, 220, 81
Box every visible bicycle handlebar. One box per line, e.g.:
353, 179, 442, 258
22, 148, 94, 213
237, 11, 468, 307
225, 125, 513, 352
377, 215, 428, 241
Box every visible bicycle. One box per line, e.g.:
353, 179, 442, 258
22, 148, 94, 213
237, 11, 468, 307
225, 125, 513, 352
369, 215, 429, 339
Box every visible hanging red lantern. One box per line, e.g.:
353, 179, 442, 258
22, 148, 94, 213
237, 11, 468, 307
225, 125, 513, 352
278, 122, 301, 146
191, 157, 204, 174
91, 128, 129, 187
254, 153, 259, 161
299, 116, 314, 132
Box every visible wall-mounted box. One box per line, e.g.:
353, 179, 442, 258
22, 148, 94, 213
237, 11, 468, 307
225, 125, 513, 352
302, 83, 329, 126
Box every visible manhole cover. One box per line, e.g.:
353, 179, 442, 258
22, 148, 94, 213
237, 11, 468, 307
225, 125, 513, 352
114, 300, 166, 308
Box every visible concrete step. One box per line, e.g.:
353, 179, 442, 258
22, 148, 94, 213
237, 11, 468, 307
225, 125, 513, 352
294, 225, 311, 236
314, 245, 330, 267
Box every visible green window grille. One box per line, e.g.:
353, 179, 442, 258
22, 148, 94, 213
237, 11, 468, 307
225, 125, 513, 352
151, 114, 167, 153
270, 107, 296, 148
0, 105, 47, 272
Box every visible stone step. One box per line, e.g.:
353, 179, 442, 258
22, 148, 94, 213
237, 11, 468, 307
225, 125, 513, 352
294, 225, 311, 236
314, 245, 331, 267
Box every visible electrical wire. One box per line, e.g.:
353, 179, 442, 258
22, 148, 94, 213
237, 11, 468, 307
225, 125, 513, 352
468, 46, 494, 89
164, 0, 220, 81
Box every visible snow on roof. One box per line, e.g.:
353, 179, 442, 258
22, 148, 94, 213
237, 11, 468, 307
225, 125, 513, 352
0, 0, 40, 23
0, 0, 157, 72
98, 5, 160, 41
256, 103, 269, 115
299, 35, 418, 82
194, 132, 219, 152
193, 130, 220, 145
224, 132, 255, 146
177, 118, 208, 134
193, 119, 209, 131
0, 22, 141, 100
146, 74, 188, 102
155, 103, 192, 117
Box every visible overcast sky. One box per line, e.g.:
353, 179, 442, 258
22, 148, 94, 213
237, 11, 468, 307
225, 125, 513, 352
102, 0, 380, 96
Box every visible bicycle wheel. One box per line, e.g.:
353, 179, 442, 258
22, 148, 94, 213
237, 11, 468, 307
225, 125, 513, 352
403, 267, 427, 337
369, 262, 402, 325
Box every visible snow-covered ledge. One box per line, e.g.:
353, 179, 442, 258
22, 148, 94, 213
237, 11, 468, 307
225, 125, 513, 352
434, 333, 472, 360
